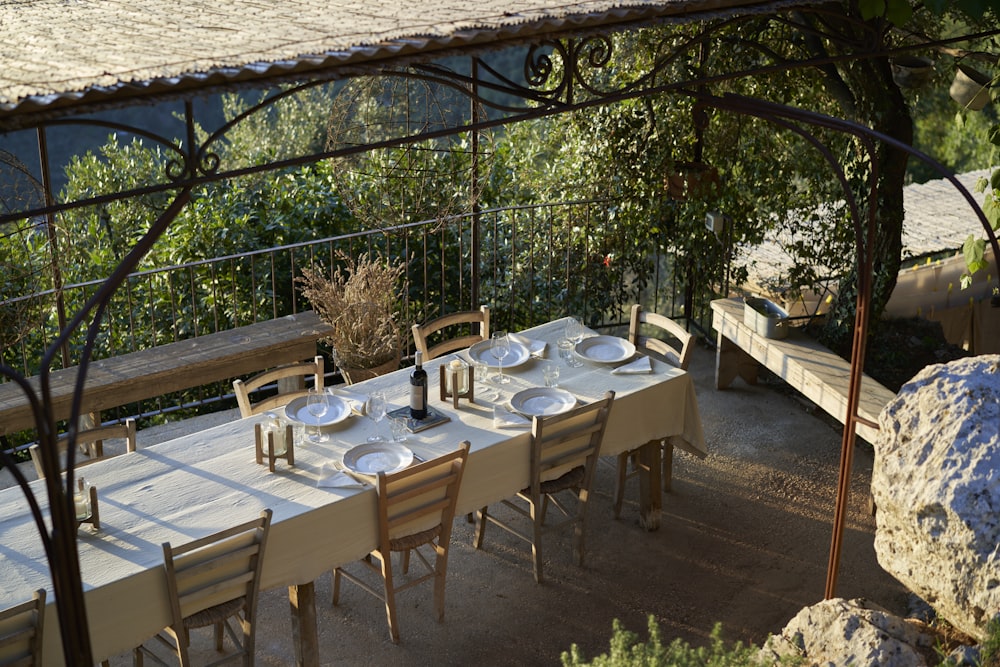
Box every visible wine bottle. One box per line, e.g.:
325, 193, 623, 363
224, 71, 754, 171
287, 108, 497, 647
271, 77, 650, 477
409, 350, 428, 420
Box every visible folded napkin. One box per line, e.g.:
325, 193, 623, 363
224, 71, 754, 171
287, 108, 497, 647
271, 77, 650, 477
509, 332, 548, 358
316, 462, 367, 489
335, 389, 368, 416
611, 356, 652, 374
493, 405, 531, 429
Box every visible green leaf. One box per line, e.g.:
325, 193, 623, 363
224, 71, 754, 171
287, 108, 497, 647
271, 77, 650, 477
988, 124, 1000, 147
858, 0, 886, 21
885, 0, 913, 25
984, 195, 1000, 230
991, 168, 1000, 192
963, 235, 988, 276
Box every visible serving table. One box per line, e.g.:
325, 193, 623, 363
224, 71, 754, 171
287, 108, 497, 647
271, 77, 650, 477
0, 317, 706, 666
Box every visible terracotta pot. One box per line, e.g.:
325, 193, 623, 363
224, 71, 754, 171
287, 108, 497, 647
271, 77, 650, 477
890, 56, 934, 89
949, 64, 992, 111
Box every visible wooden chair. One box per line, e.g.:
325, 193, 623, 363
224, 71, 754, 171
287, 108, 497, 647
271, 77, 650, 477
134, 509, 271, 667
232, 355, 324, 418
29, 418, 137, 480
613, 304, 694, 518
0, 588, 45, 667
474, 392, 614, 583
411, 306, 490, 361
333, 441, 470, 643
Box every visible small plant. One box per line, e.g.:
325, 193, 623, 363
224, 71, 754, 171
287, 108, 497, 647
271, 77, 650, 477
296, 251, 405, 372
561, 616, 800, 667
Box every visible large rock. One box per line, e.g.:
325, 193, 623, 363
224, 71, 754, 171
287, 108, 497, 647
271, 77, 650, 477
761, 597, 934, 666
872, 355, 1000, 641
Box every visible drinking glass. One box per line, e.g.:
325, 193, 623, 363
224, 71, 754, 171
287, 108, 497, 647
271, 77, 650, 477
542, 361, 560, 387
490, 331, 511, 385
366, 391, 388, 442
474, 361, 499, 401
305, 388, 329, 443
563, 317, 585, 367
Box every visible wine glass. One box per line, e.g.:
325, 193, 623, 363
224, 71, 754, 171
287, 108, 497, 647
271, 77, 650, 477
305, 388, 329, 443
490, 331, 511, 385
366, 391, 388, 442
563, 317, 585, 367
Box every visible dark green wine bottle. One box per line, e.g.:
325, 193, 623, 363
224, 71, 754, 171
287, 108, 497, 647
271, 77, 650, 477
409, 351, 428, 419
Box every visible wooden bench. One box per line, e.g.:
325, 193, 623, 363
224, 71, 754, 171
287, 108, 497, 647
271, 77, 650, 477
0, 311, 332, 437
710, 298, 895, 445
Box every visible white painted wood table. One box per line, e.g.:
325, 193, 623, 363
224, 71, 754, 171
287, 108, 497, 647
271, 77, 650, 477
0, 317, 706, 666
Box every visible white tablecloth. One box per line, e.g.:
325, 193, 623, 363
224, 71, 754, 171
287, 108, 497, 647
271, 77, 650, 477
0, 318, 706, 664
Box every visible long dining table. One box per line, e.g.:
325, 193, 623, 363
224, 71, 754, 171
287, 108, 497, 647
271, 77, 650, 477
0, 317, 706, 666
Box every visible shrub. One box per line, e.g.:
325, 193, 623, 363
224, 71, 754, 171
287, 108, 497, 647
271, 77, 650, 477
561, 616, 799, 667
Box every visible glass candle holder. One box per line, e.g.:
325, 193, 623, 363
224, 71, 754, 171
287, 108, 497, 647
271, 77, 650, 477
74, 477, 92, 521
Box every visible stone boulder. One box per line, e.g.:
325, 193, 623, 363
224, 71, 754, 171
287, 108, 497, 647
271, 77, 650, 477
872, 355, 1000, 641
761, 597, 935, 666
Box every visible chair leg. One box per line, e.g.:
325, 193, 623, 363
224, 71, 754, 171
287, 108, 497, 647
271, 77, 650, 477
379, 553, 400, 644
662, 441, 674, 493
613, 451, 630, 518
473, 508, 488, 549
401, 549, 410, 574
574, 488, 590, 567
332, 569, 342, 606
239, 612, 254, 665
433, 543, 448, 622
214, 621, 224, 651
529, 498, 544, 584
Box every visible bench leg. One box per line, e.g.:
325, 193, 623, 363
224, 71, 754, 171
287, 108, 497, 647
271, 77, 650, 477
715, 332, 759, 389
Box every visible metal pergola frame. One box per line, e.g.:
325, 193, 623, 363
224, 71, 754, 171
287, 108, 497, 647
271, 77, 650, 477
2, 2, 999, 663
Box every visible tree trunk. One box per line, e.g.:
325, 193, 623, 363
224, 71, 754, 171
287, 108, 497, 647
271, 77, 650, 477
819, 53, 913, 355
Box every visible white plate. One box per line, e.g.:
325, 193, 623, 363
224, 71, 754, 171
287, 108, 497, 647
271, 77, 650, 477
574, 335, 637, 363
284, 395, 351, 427
467, 339, 531, 369
342, 442, 414, 475
510, 387, 577, 417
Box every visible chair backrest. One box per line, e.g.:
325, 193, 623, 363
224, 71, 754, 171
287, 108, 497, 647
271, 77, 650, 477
529, 391, 614, 491
162, 509, 271, 625
411, 306, 490, 361
375, 441, 470, 548
233, 355, 324, 418
0, 588, 45, 667
30, 418, 137, 480
628, 304, 694, 370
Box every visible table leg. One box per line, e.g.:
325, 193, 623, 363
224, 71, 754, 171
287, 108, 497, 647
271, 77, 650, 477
636, 440, 662, 531
288, 583, 319, 667
715, 332, 759, 389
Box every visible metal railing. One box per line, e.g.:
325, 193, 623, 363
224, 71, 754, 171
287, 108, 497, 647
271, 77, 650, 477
2, 199, 705, 442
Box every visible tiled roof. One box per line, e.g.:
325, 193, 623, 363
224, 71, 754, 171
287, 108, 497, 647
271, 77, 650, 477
0, 0, 817, 126
743, 169, 997, 293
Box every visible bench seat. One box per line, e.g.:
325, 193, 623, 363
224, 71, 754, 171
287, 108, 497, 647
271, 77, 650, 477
710, 298, 895, 445
0, 311, 331, 436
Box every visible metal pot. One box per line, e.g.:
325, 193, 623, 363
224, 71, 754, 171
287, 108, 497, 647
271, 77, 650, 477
949, 64, 992, 111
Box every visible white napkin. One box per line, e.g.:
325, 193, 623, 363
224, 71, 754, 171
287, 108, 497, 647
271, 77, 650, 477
316, 462, 367, 489
493, 405, 531, 429
335, 389, 368, 416
611, 356, 652, 374
509, 333, 548, 358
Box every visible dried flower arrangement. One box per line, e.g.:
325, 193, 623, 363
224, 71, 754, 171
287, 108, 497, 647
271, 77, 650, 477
297, 252, 405, 377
